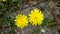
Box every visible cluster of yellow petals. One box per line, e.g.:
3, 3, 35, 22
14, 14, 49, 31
29, 9, 44, 26
14, 14, 28, 29
14, 8, 44, 29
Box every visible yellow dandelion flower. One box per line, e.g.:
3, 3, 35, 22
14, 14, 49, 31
14, 14, 28, 29
29, 9, 44, 26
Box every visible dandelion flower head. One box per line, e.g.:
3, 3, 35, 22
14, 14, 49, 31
14, 14, 28, 29
29, 9, 44, 26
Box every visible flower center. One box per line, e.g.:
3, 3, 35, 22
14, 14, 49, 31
20, 19, 23, 22
35, 16, 38, 19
